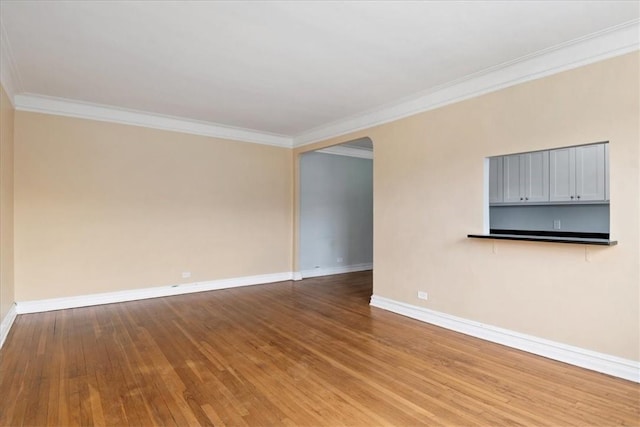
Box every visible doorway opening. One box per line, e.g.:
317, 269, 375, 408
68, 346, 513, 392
297, 137, 373, 280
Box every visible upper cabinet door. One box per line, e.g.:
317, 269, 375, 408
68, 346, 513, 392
575, 144, 606, 201
489, 157, 503, 204
503, 154, 523, 203
605, 143, 610, 201
549, 147, 576, 202
523, 151, 549, 203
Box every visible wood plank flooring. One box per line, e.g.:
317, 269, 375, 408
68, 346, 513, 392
1, 271, 638, 426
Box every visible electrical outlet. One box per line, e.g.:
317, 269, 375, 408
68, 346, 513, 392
417, 291, 428, 300
182, 271, 191, 279
553, 220, 561, 230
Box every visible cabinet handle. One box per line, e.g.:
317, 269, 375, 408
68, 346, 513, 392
570, 196, 574, 199
520, 197, 523, 201
525, 197, 529, 201
577, 195, 580, 199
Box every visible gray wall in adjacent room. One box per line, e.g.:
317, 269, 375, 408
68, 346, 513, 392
490, 204, 610, 233
299, 152, 373, 272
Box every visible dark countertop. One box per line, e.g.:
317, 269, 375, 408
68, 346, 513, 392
467, 229, 617, 246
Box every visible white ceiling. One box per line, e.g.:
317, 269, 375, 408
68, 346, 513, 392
1, 1, 638, 145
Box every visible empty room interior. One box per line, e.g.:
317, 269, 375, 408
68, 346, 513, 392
0, 1, 639, 426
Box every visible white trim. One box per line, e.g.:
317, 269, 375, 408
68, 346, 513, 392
13, 94, 293, 148
293, 20, 640, 147
370, 295, 640, 383
316, 145, 373, 160
301, 263, 373, 279
0, 304, 17, 349
0, 22, 22, 104
292, 272, 303, 281
15, 272, 294, 314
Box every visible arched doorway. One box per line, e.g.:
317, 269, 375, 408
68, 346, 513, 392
297, 137, 373, 279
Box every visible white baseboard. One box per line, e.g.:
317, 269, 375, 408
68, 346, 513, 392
370, 295, 639, 383
0, 304, 17, 349
292, 272, 303, 281
16, 272, 294, 314
301, 263, 373, 279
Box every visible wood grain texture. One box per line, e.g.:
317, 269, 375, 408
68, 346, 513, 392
1, 271, 638, 426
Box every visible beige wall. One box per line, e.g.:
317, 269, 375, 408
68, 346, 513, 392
9, 52, 639, 362
14, 113, 293, 301
295, 52, 639, 361
0, 85, 15, 322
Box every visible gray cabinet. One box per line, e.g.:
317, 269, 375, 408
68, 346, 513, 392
489, 156, 503, 204
549, 147, 574, 202
575, 144, 606, 201
523, 151, 550, 202
490, 143, 607, 205
502, 151, 549, 203
605, 143, 609, 201
503, 154, 522, 203
550, 143, 606, 202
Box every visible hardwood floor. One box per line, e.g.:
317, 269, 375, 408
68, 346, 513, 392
1, 271, 638, 426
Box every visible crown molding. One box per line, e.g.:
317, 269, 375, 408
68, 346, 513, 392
0, 22, 22, 105
293, 20, 640, 147
316, 145, 373, 159
7, 20, 639, 148
14, 94, 294, 148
